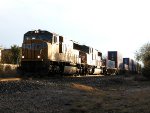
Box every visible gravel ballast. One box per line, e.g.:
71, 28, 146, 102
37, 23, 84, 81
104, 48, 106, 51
0, 75, 150, 113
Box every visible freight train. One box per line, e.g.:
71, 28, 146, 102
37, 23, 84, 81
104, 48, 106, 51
102, 52, 141, 75
19, 29, 103, 76
18, 29, 141, 77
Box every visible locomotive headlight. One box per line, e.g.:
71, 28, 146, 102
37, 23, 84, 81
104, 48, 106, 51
22, 56, 24, 58
37, 55, 41, 58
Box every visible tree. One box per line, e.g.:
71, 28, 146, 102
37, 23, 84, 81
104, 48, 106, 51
135, 42, 150, 78
1, 50, 13, 64
1, 45, 21, 64
11, 45, 22, 64
135, 43, 150, 63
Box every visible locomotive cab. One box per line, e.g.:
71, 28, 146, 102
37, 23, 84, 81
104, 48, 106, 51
21, 30, 52, 74
22, 30, 52, 60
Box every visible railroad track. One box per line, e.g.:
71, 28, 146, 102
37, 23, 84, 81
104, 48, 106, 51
0, 74, 124, 82
0, 77, 22, 82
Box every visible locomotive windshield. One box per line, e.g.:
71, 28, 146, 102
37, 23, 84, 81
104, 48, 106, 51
22, 42, 47, 50
24, 30, 53, 42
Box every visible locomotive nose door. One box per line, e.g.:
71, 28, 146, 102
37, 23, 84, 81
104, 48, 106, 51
31, 42, 36, 59
24, 40, 35, 59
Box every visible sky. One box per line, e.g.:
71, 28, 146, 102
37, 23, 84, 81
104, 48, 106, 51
0, 0, 150, 60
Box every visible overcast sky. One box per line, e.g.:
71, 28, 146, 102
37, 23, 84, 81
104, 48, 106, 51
0, 0, 150, 59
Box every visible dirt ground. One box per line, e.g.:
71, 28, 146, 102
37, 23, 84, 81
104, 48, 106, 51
0, 74, 150, 113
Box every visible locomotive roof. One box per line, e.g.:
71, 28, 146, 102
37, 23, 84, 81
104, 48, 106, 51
24, 30, 54, 35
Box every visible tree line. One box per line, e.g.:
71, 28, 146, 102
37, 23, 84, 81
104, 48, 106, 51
1, 45, 21, 64
135, 42, 150, 79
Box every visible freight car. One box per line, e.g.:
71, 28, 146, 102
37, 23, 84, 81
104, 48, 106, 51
102, 51, 123, 75
123, 58, 141, 74
19, 29, 103, 76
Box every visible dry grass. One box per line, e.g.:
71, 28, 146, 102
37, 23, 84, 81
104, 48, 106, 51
65, 77, 150, 113
134, 74, 149, 81
0, 64, 18, 77
71, 83, 98, 92
65, 87, 150, 113
0, 78, 21, 82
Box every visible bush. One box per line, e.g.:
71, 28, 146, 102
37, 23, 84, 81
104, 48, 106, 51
142, 61, 150, 79
0, 64, 4, 73
5, 65, 12, 73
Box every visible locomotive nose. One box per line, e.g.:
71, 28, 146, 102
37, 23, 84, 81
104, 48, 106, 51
22, 40, 47, 60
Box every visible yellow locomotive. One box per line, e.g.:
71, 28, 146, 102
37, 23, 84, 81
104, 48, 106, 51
20, 29, 102, 76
